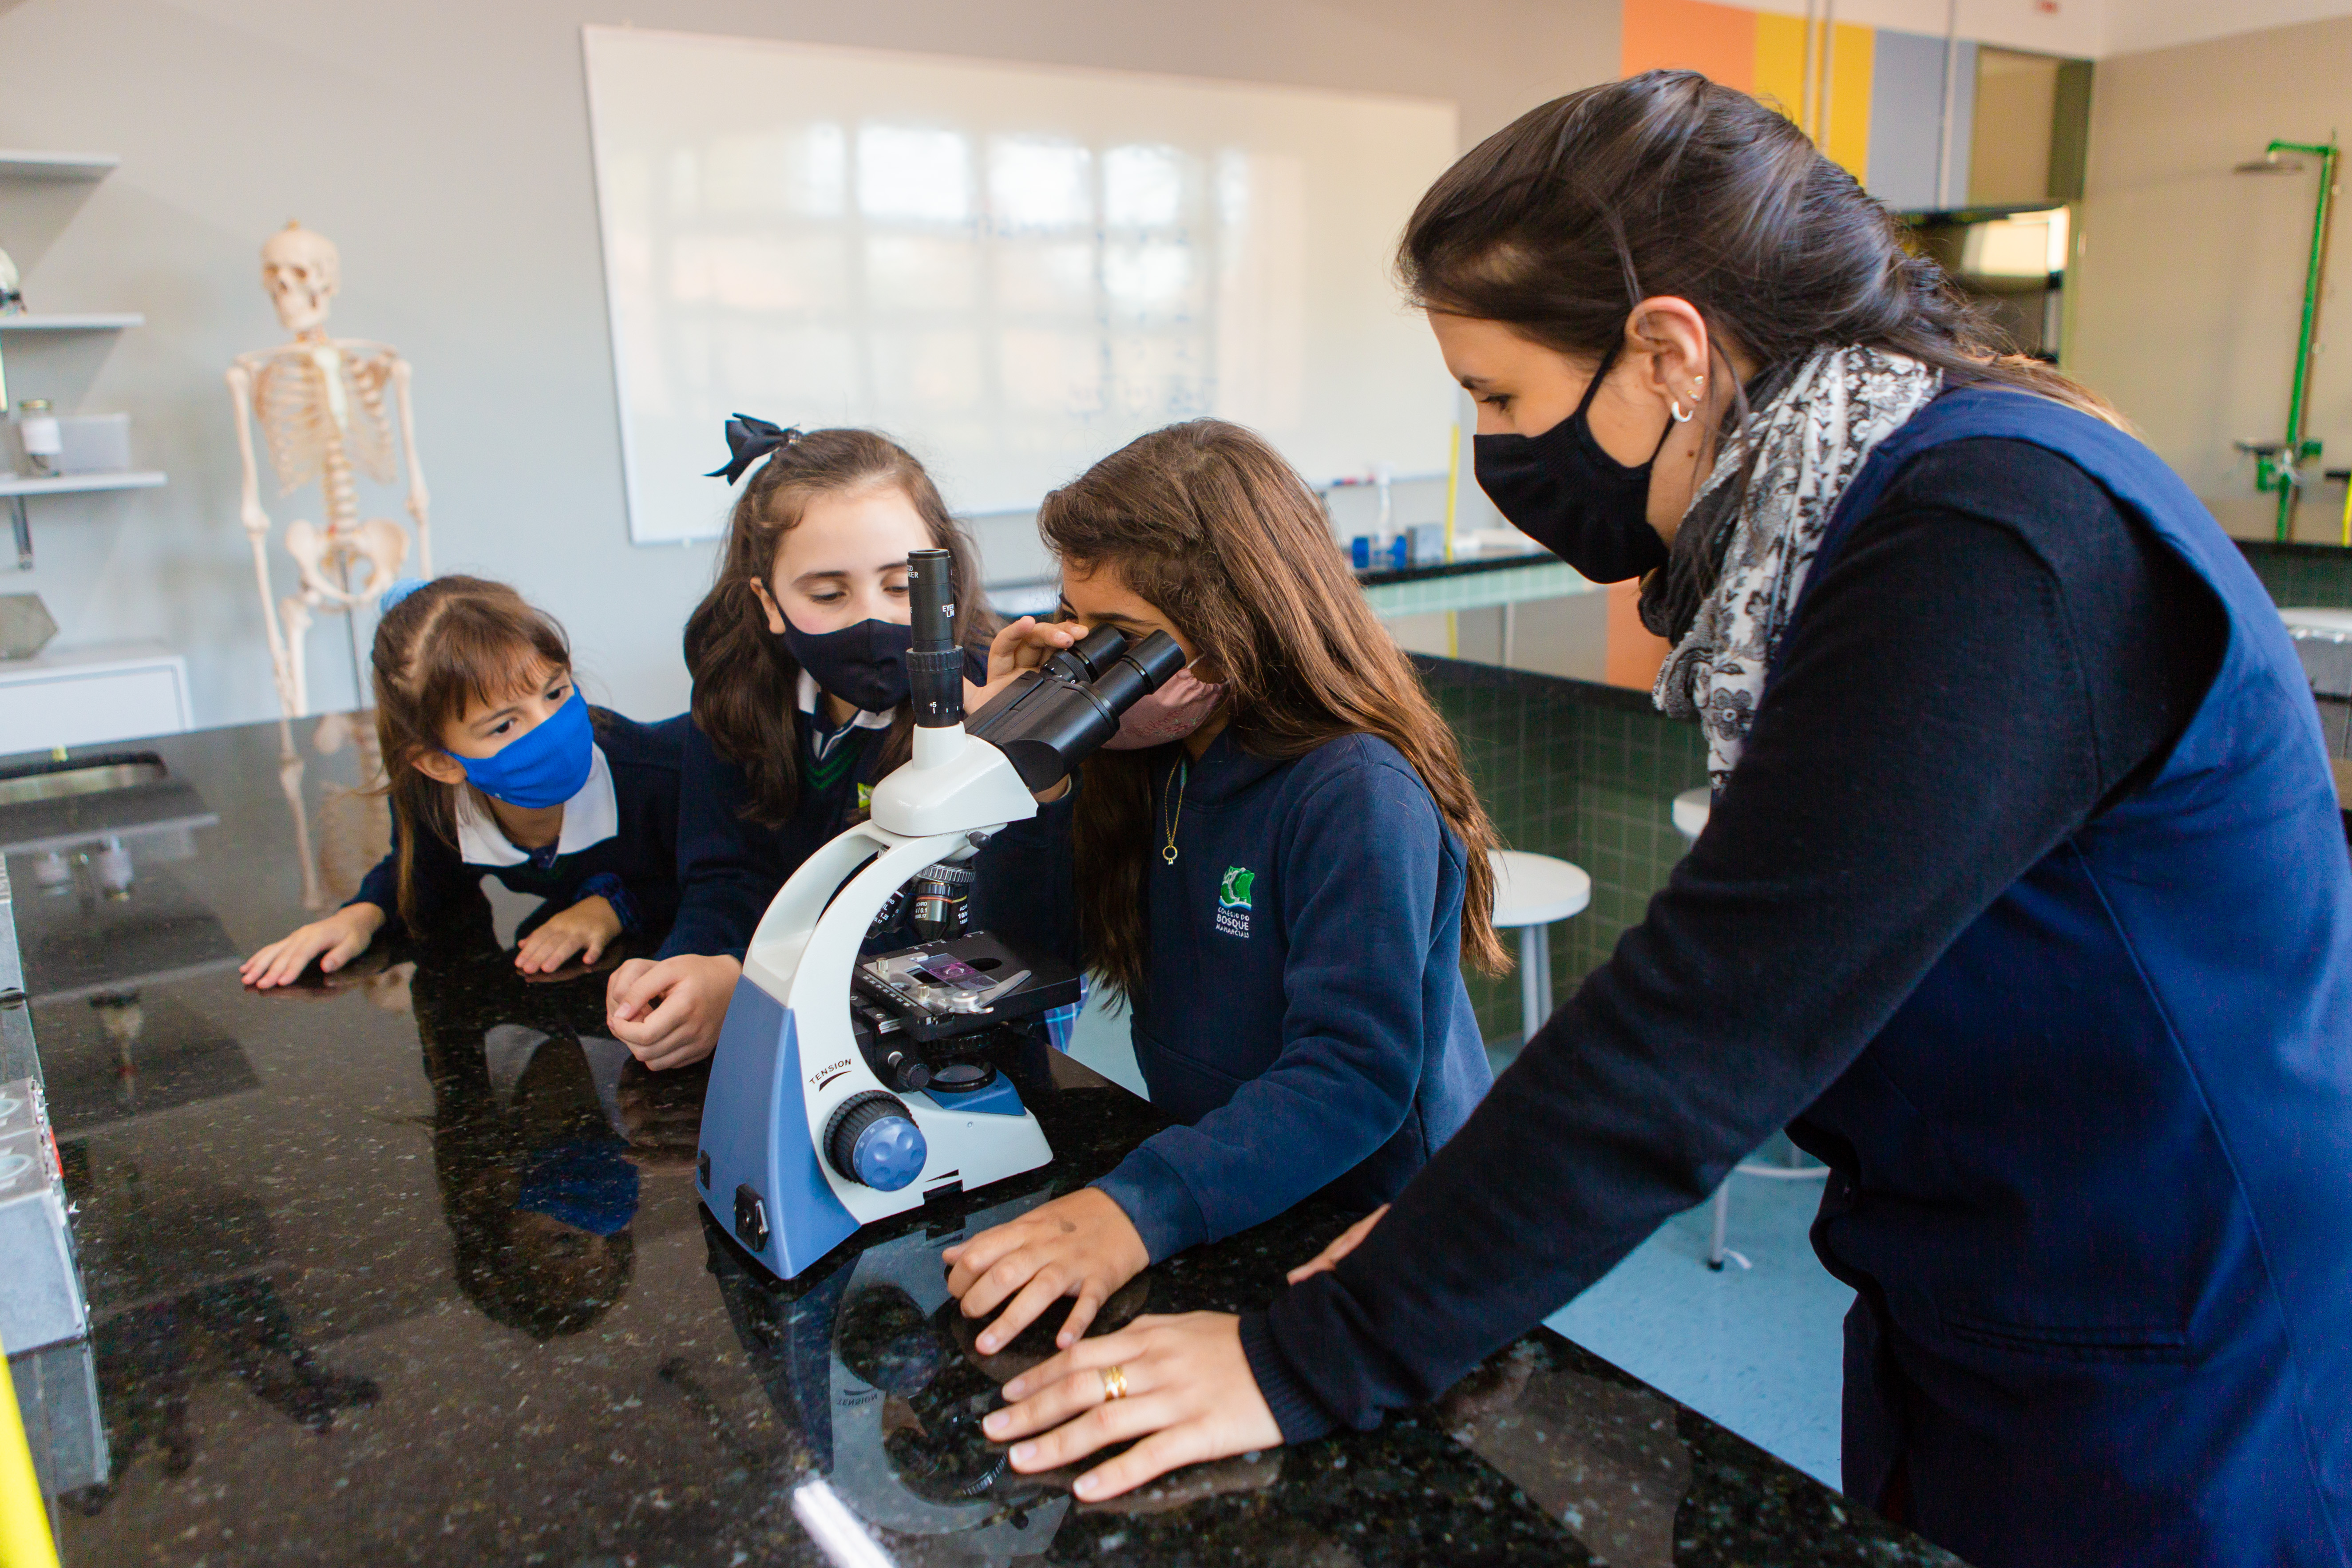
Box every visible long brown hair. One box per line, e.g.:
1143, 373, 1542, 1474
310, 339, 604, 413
1397, 69, 2122, 637
684, 428, 995, 825
1039, 420, 1508, 997
371, 576, 572, 931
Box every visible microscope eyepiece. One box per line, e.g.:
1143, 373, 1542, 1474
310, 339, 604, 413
905, 548, 962, 729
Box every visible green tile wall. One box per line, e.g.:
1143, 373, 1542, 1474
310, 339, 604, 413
2243, 544, 2352, 610
1422, 665, 1709, 1048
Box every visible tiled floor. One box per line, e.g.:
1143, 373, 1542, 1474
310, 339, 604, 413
1545, 1150, 1851, 1489
1068, 994, 1851, 1490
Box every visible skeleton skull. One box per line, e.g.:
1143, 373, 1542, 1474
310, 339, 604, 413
261, 222, 339, 336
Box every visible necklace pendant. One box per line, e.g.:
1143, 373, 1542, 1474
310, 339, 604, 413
1162, 845, 1179, 865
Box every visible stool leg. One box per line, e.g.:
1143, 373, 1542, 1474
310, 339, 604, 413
1534, 922, 1554, 1024
1518, 924, 1543, 1049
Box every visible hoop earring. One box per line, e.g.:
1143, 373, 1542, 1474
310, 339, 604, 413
1670, 399, 1695, 424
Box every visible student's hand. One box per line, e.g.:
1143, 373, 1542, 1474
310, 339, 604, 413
241, 903, 385, 990
972, 616, 1083, 707
515, 895, 622, 975
605, 953, 740, 1070
981, 1312, 1283, 1501
970, 616, 1089, 802
944, 1188, 1152, 1353
1286, 1204, 1388, 1283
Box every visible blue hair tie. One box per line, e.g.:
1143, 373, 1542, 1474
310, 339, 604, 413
377, 577, 429, 612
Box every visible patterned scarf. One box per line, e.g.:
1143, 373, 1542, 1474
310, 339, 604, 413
1654, 346, 1943, 785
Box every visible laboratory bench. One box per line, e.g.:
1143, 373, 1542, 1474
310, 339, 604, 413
4, 715, 1965, 1566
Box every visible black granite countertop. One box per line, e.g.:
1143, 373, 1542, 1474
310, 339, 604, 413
19, 715, 1958, 1566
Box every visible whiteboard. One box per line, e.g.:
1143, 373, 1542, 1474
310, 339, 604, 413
581, 28, 1462, 544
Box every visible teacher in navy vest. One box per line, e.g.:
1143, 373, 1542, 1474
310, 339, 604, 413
977, 70, 2352, 1568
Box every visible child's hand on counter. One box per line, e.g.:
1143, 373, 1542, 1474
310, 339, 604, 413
515, 895, 623, 975
241, 902, 385, 990
606, 953, 740, 1070
944, 1187, 1151, 1354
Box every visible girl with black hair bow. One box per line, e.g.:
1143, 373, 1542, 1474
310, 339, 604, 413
604, 420, 998, 1069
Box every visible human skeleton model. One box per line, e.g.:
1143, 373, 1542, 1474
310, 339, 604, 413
227, 224, 432, 717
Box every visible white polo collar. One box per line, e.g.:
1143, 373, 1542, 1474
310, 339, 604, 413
454, 741, 619, 867
797, 670, 894, 764
796, 669, 895, 729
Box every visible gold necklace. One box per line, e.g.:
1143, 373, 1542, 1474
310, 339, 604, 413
1160, 756, 1188, 865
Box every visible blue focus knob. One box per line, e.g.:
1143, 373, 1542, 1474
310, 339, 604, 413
825, 1092, 927, 1192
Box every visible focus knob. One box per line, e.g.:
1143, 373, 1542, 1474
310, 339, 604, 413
825, 1091, 927, 1191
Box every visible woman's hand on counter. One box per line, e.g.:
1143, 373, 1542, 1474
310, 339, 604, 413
945, 1187, 1150, 1353
515, 895, 622, 975
605, 953, 740, 1070
982, 1311, 1283, 1501
241, 902, 385, 990
1286, 1204, 1387, 1283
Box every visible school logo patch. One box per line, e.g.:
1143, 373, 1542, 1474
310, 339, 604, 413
1216, 866, 1253, 938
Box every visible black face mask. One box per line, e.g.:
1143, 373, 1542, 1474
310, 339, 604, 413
782, 616, 913, 714
1473, 344, 1673, 583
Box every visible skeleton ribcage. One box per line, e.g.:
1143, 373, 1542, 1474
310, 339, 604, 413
251, 347, 397, 497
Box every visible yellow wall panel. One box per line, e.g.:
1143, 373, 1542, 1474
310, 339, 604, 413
1754, 12, 1807, 125
1749, 12, 1873, 183
1824, 21, 1875, 182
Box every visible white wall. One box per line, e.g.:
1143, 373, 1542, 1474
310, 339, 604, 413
0, 0, 1615, 729
2104, 0, 2352, 57
2068, 12, 2352, 540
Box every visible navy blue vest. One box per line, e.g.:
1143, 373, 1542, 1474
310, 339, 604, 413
1783, 388, 2352, 1566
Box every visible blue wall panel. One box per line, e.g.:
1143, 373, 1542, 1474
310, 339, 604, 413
1868, 30, 1974, 212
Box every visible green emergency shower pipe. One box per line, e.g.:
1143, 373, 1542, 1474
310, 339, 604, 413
2236, 139, 2340, 542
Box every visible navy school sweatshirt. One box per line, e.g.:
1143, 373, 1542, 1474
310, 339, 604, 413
657, 704, 901, 962
970, 728, 1494, 1262
659, 656, 990, 963
349, 709, 686, 944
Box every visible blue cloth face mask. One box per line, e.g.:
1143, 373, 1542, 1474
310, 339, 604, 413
448, 688, 594, 809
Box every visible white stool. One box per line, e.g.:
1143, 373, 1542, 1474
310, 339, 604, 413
1673, 787, 1831, 1271
1488, 849, 1592, 1051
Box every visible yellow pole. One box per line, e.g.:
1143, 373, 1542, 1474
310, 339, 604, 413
0, 1336, 59, 1568
1444, 419, 1461, 657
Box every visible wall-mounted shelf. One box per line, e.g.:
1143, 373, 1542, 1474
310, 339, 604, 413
0, 472, 165, 500
0, 314, 144, 333
0, 152, 118, 182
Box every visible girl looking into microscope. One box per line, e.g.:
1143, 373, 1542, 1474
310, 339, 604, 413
941, 418, 1502, 1357
604, 422, 996, 1069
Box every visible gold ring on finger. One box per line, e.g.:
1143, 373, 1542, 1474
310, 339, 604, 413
1100, 1364, 1129, 1402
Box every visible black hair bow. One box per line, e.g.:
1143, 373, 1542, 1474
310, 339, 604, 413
706, 413, 802, 485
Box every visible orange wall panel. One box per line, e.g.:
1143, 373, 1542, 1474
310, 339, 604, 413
1620, 0, 1758, 91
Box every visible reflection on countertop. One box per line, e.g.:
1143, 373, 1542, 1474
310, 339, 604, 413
26, 716, 1956, 1566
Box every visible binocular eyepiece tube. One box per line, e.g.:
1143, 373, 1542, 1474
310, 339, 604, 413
967, 624, 1188, 790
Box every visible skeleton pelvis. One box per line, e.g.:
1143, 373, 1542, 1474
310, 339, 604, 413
284, 517, 410, 607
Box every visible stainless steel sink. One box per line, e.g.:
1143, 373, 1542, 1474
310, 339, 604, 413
0, 755, 169, 808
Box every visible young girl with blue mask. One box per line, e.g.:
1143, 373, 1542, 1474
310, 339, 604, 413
604, 423, 996, 1070
242, 576, 685, 988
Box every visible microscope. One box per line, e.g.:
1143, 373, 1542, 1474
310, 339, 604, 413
695, 548, 1182, 1280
